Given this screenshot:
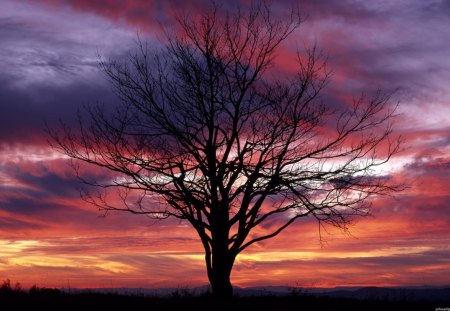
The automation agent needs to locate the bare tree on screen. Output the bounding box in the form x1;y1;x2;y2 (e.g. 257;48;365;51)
51;2;401;298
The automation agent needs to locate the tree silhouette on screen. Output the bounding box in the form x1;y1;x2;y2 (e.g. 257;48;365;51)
51;2;401;298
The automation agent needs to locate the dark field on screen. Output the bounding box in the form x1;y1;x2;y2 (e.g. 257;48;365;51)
1;288;449;310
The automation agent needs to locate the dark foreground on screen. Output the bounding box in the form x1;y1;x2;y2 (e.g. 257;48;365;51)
1;290;449;311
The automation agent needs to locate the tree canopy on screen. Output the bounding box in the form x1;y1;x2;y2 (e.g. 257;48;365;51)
51;2;402;298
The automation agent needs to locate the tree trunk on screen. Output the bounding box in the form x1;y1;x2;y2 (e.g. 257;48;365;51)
207;198;235;298
208;247;235;299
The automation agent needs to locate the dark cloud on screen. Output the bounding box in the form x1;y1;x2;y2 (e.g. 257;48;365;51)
0;72;123;145
0;216;45;231
0;0;133;144
1;197;84;219
0;166;79;199
405;157;450;174
0;15;102;86
0;196;152;237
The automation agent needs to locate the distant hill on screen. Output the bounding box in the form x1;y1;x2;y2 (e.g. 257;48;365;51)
66;285;450;301
315;286;450;301
235;285;450;301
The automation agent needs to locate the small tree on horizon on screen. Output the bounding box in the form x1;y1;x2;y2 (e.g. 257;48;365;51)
51;2;402;298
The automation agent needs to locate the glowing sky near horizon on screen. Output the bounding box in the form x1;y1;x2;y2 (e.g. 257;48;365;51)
0;0;449;289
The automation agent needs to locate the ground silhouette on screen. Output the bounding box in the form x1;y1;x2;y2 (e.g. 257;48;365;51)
1;284;448;311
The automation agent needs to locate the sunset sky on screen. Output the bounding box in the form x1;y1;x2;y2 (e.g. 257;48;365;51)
1;0;449;289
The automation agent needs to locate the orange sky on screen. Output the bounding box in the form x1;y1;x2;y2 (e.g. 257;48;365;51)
0;0;449;289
